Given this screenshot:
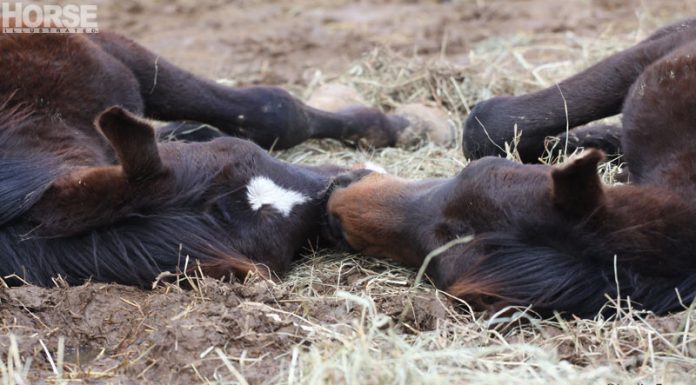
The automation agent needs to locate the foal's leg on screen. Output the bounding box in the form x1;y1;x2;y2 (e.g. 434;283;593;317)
548;124;622;158
463;19;696;162
88;33;407;150
156;121;225;143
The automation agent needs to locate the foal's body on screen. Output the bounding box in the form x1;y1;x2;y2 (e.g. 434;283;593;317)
0;33;404;286
328;19;696;317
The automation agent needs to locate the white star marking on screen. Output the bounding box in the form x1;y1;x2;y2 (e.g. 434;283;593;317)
246;176;309;217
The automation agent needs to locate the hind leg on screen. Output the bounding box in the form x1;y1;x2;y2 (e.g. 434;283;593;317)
87;33;407;150
463;19;696;162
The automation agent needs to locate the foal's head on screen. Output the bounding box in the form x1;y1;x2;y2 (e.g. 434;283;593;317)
326;151;606;268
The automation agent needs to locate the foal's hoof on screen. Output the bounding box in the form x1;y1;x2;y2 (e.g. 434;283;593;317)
393;104;455;147
337;106;408;148
306;84;367;112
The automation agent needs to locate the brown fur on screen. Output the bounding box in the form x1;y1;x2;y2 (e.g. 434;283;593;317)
328;19;696;317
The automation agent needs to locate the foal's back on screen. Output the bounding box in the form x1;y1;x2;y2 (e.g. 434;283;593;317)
621;40;696;200
0;34;141;166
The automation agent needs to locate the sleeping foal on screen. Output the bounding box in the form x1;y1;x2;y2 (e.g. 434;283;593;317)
327;19;696;317
0;32;408;287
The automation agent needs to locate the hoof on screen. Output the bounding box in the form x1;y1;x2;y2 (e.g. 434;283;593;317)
306;84;367;112
394;104;455;147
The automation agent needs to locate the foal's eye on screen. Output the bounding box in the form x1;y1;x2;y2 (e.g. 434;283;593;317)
434;223;456;241
435;222;472;242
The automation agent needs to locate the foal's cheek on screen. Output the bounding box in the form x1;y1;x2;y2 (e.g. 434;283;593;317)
335;215;399;259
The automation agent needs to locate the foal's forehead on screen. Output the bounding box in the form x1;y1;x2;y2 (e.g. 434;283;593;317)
159;139;317;217
458;157;551;180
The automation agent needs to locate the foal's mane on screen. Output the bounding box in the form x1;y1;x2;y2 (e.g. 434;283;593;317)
0;100;260;287
0;98;60;226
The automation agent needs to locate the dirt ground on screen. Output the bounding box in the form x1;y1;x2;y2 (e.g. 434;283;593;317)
93;0;696;84
1;266;451;384
3;1;696;384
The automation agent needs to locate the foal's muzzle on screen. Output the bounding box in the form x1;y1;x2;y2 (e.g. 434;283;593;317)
320;168;373;247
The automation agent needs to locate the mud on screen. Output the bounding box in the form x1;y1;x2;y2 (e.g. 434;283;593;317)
1;268;449;384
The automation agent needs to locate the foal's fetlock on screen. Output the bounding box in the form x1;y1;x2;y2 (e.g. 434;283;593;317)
336;106;406;148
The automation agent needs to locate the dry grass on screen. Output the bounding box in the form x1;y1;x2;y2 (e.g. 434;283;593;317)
3;12;696;385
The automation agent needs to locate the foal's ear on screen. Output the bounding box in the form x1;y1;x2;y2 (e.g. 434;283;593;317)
551;149;605;217
96;106;164;181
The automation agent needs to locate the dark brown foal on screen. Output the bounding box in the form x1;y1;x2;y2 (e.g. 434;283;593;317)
327;20;696;317
0;32;407;287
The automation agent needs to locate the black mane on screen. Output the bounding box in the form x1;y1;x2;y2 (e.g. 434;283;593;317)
451;228;696;318
0;122;255;286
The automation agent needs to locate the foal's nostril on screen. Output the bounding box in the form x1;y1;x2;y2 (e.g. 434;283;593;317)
332;169;373;189
333;173;356;189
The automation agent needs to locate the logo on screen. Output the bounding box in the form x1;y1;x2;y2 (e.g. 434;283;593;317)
1;3;99;33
